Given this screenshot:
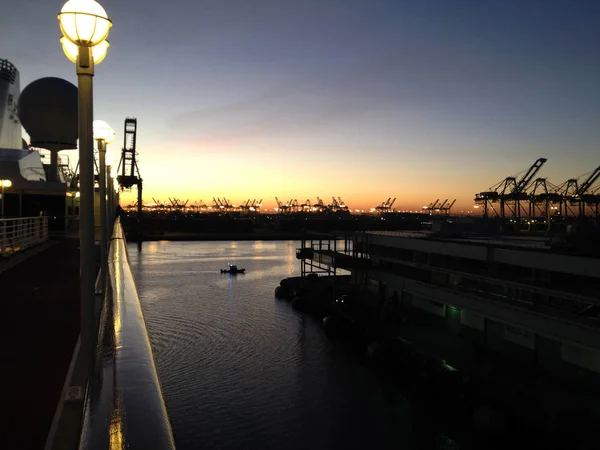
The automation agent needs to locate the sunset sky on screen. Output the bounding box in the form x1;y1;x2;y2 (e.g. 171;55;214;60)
2;0;599;211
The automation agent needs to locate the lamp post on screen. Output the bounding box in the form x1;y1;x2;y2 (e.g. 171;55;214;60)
113;171;120;220
93;120;114;290
106;152;114;237
58;0;112;363
1;179;12;218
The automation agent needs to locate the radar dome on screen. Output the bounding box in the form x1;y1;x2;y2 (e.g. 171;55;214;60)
18;77;78;151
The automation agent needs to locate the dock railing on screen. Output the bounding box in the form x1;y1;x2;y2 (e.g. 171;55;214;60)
78;217;176;449
1;216;48;257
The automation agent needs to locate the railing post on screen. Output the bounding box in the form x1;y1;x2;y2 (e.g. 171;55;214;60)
0;217;50;255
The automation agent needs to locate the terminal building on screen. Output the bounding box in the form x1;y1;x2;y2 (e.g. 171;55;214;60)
364;228;600;385
299;223;600;394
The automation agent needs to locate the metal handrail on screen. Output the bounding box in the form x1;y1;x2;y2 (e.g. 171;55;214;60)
0;216;49;257
79;217;176;450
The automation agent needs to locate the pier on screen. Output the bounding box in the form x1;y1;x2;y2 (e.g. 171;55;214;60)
288;228;600;442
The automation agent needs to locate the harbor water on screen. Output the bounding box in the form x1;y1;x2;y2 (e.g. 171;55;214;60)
128;240;462;450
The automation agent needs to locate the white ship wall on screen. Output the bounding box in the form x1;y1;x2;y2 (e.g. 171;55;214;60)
0;59;22;150
18;150;46;181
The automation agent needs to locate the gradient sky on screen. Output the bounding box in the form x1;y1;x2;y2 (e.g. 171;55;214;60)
2;0;599;211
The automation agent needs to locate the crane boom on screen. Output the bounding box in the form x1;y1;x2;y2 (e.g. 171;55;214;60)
577;166;600;195
515;158;547;193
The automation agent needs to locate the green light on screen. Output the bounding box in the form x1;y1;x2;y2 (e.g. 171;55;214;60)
441;359;458;372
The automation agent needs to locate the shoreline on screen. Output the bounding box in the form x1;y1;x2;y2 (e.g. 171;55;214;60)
125;230;306;242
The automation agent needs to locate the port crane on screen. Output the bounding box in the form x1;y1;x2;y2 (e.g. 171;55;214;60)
330;197;340;210
241;199;261;213
189;200;207;213
315;197;325;212
300;199;312;211
558;166;600;218
168;198;189;212
239;199;251;213
337;197;349;212
423;199;440;214
150;197;166;212
375;197;396;214
116;118;143;234
475;158;547;224
275;197;292;214
439;199;456;215
528;179;562;228
213;197;233;212
437;199;448;213
212;197;223;210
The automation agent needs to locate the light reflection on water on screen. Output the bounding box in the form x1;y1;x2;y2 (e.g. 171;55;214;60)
128;240;459;450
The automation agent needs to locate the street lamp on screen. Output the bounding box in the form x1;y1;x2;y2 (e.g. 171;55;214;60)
93;119;114;289
1;179;12;219
105;152;114;236
58;0;112;363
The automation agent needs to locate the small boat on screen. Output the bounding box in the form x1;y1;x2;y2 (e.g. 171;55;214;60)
221;264;245;274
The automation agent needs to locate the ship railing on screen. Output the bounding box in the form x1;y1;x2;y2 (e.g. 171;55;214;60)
78;217;176;449
0;216;48;257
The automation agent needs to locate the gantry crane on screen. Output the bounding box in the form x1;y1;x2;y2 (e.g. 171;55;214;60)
330;197;340;210
338;197;349;211
190;200;207;213
558;166;600;218
116;118;143;236
439;199;456;215
437;199;448;213
221;198;233;211
151;197;166;212
213;197;232;211
315;197;325;212
291;199;299;213
423;199;439;214
169;198;189;212
275;197;291;214
375;197;396;214
528;178;562;229
475;158;547;223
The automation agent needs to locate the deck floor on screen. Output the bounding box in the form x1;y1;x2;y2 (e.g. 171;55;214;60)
0;239;81;449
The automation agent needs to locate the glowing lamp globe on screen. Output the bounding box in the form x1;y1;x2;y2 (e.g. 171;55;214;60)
105;152;114;166
1;180;12;188
61;37;109;64
58;0;112;47
93;120;115;144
